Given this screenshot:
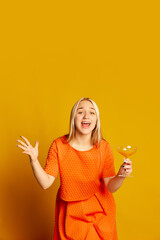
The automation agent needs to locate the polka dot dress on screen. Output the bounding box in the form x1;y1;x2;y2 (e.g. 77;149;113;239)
44;135;118;240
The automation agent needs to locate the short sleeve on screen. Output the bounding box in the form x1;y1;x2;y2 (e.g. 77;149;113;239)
43;140;59;177
102;142;116;178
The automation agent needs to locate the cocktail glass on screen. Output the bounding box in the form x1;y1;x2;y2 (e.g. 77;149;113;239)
117;145;137;177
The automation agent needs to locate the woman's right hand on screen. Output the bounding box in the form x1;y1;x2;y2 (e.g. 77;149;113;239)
16;136;39;163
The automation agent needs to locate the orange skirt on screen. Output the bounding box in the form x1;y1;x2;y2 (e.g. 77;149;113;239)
53;188;118;240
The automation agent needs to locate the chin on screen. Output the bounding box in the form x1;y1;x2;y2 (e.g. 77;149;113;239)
79;129;93;135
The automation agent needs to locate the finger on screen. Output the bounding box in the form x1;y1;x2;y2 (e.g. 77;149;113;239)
20;136;30;146
124;165;132;169
124;159;132;165
22;151;29;154
123;162;132;167
121;165;132;172
121;165;126;170
35;141;39;149
123;168;132;173
121;164;129;168
125;168;132;172
17;145;28;151
121;166;127;173
125;169;132;174
123;159;128;163
16;139;28;148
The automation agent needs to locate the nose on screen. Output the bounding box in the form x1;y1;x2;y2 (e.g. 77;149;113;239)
83;111;89;118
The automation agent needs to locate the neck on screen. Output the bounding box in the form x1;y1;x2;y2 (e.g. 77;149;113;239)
73;132;92;146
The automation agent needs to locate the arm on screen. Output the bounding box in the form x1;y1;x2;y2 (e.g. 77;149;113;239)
30;158;55;189
16;136;55;189
104;158;132;193
104;175;125;193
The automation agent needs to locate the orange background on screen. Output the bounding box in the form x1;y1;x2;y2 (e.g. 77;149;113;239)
0;1;160;240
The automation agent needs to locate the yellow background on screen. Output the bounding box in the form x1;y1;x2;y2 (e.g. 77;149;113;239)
0;1;160;239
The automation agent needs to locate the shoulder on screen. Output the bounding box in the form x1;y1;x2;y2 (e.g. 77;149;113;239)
49;134;68;147
99;138;114;155
99;138;110;148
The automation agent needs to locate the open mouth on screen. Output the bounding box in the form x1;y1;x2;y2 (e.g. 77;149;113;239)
81;121;91;128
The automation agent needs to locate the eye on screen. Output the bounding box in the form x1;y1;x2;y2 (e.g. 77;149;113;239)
90;112;95;114
78;111;83;114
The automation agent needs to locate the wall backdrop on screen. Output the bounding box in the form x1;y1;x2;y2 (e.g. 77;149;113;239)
0;1;159;240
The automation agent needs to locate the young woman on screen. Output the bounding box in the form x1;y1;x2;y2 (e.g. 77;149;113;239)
16;97;132;240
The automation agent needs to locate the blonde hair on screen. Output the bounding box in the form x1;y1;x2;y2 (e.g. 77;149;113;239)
66;97;103;146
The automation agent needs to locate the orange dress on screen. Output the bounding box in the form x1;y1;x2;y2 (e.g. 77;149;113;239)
44;135;118;240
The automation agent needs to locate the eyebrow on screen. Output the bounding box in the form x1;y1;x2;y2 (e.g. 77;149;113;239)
77;107;96;111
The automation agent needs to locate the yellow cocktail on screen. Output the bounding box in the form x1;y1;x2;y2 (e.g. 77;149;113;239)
117;145;137;158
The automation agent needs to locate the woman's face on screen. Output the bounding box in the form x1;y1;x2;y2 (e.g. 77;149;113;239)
74;100;97;136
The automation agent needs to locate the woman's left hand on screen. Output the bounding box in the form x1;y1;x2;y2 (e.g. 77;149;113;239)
117;158;132;177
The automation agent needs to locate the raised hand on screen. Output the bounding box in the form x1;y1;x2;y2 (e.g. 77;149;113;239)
16;136;39;163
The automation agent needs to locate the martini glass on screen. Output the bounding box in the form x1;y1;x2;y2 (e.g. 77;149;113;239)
117;145;137;177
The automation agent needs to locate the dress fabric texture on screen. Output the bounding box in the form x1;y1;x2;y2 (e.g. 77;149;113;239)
44;135;118;240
